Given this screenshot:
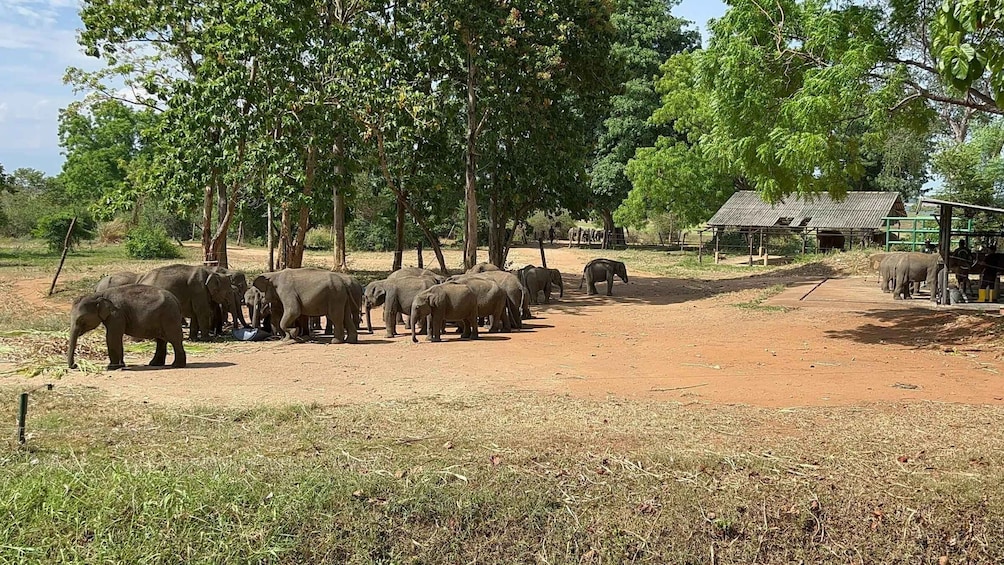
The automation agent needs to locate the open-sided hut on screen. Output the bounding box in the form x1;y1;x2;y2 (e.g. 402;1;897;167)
705;191;907;260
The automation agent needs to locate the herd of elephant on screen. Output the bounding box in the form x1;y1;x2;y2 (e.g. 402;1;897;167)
567;227;606;247
66;258;630;371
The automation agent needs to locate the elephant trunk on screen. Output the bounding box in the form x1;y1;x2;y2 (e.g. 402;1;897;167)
230;292;246;329
411;304;420;343
251;301;260;329
365;302;374;334
67;325;80;369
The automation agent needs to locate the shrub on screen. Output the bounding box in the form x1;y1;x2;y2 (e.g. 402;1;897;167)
125;225;182;259
304;227;333;250
33;212;96;253
97;218;131;243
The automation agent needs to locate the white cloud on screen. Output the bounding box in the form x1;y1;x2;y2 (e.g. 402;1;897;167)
0;102;8;122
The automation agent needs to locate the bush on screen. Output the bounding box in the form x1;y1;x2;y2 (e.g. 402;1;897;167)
125;225;182;259
33;212;96;253
346;217;397;252
304;227;333;250
97;218;131;243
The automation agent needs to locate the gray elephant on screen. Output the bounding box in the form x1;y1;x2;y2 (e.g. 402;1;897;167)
245;287;273;332
892;252;942;301
389;267;444;282
579;258;629;296
878;253;900;292
410;283;478;342
332;272;364;331
68;284;186;370
466;262;500;274
252;268;357;343
446;275;507;332
136;264;234;341
208;266;250;332
364;275;437;337
567;227;580;247
95;271;140;292
520;266;563;304
470;269;527;330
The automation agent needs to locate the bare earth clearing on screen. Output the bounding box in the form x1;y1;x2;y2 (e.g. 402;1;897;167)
10;245;1004;408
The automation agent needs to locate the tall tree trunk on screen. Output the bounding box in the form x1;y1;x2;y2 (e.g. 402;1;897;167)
600;209;615;250
201;178;215;263
214;178;229;268
393;192;405;271
289;145;317;269
279;204;291;270
332;139;347;271
267;202;275;272
462;32;480;271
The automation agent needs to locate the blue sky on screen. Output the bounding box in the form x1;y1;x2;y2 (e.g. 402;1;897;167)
0;0;729;177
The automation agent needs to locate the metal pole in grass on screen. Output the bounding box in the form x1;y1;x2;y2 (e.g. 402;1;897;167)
16;392;28;445
48;216;77;296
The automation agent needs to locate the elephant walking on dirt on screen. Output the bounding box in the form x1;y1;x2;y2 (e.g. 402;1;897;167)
520;266;563;304
137;264;235;341
364;276;437;337
579;259;629;296
410;284;478;342
891;252;942;301
68;285;186;370
446;275;508;332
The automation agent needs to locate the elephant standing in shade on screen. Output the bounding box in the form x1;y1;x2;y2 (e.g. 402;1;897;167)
332;272;364;331
95;271;140;292
389;267;445;282
466;262;500;274
446;275;508;332
471;269;527;330
364;275;437;337
136;264;235;341
892;252;942;301
410;283;479;342
520;266;563;304
579;258;629;296
252;268;357;343
208;266;250;332
68;285;186;370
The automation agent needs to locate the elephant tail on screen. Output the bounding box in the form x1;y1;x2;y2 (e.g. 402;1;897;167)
578;269;585;290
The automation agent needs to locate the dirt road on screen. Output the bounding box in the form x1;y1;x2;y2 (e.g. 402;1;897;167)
22;246;1004;408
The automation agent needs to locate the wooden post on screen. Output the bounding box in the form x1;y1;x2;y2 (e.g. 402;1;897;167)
267;202;275;272
763;229;769;266
801;230;807;254
16;392;28;445
715;229;721;264
48;216;77;296
938;203;952;305
748;229;754;266
577;229;582;247
698;230;704;264
538;239;547;269
417;240;424;269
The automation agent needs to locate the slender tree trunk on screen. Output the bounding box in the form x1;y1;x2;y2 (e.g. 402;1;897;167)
289;145;317;269
201;179;215;263
267;202;274;272
214;178;229;268
332;139;347;271
462;32;480;271
393;193;405;271
487;196;506;268
279;204;291;270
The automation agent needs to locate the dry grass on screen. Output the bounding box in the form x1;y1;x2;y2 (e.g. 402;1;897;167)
1;387;1003;562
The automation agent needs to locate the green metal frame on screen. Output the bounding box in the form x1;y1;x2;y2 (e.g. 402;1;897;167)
883;216;975;251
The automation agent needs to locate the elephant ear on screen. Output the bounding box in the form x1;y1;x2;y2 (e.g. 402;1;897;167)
252;274;272;292
96;297;118;321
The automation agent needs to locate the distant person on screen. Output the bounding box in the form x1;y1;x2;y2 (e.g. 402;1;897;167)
548;226;555;245
980;244;1002;302
952;238;973;295
923;239;937;254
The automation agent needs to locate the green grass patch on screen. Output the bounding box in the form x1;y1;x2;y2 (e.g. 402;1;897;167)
733;284;791;312
1;389;1003;563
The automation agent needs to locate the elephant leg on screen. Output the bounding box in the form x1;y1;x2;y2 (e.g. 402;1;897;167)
150;338;168;366
279;309;301;341
105;326;126;370
586;272;597;295
384;302;398;338
170;338;187;368
542;282;551;304
430;312;443;342
606;271;615;296
343;305;358;344
467;316;479;339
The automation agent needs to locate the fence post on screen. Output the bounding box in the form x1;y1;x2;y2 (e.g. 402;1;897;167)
16;392;28;445
48;216;77;296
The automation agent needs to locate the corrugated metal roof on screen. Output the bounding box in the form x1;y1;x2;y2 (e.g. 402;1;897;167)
707;191;906;230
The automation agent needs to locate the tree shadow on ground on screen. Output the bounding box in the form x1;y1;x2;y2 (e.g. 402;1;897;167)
823;308;999;350
125;362;237;371
528;262;843;315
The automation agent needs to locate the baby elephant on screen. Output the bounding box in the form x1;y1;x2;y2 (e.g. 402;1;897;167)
68;284;187;370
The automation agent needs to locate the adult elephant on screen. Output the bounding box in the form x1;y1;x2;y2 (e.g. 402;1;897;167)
252;268;357;343
521;266;563;305
579;258;629;296
446;275;507;332
332;272;364;331
878;253;902;293
472;270;527;330
567;227;580;248
466;262;500;274
892;252;942;301
363;275;437;337
410;284;478;343
138;264;234;341
95;271;141;293
208;266;250;332
68;284;186;370
389;267;444;282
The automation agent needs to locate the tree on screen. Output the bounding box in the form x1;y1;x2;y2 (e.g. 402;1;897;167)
587;0;698;235
0;164;12;193
931;119;1004;207
58;99;156;217
932;0;1004;109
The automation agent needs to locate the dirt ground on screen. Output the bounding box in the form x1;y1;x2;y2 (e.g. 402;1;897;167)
11;245;1004;408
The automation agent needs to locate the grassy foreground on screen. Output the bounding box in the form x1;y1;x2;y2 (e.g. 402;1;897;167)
2;387;1003;564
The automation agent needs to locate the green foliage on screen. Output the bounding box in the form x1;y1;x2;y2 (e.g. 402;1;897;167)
0;163;12;193
931;119;1004;207
32;212;96;253
124;225;182;259
304;227;333;251
932;0;1004;108
0;170;63;238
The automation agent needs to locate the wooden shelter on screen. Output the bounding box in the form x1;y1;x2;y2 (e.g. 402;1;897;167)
920;197;1004;305
704;191;907;263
